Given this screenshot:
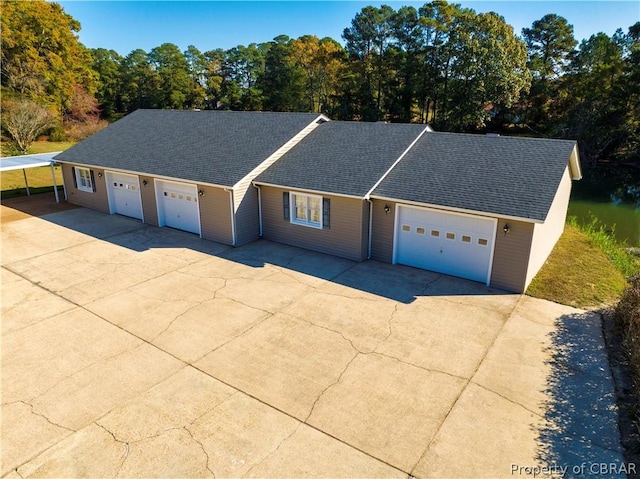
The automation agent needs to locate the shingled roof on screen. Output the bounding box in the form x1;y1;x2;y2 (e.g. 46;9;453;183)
371;132;578;222
54;109;322;187
255;121;427;197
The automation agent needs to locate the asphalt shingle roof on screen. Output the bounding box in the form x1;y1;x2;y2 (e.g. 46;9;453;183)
372;132;577;222
54;109;321;187
256;121;427;197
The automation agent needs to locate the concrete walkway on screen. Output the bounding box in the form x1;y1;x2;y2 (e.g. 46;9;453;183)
1;206;626;478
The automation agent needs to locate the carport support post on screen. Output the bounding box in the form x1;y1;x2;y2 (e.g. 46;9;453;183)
22;168;30;196
50;163;59;203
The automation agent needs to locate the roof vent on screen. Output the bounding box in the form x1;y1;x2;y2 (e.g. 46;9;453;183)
486;133;500;138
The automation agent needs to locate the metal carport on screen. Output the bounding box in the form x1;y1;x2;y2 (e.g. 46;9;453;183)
0;152;63;203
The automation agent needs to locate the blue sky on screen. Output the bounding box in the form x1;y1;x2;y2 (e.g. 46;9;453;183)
58;1;640;55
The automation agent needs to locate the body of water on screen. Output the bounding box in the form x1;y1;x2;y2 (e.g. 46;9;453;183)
568;199;640;246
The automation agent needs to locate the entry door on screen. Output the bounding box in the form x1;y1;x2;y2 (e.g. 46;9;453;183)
395;205;496;284
155;180;200;235
106;171;143;220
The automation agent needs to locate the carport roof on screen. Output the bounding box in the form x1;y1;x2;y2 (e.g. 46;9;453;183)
372;132;579;222
0;152;60;171
54;110;323;187
255;121;428;197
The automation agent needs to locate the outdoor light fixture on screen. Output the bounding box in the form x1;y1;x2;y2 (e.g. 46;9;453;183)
503;224;511;235
198;189;205;197
142;179;148;187
97;172;103;178
384;204;391;215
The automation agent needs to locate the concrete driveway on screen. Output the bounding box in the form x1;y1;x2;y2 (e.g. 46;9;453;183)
1;204;626;478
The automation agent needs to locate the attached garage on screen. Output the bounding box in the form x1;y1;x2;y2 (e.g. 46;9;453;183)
106;171;143;220
394;205;496;284
155;179;201;235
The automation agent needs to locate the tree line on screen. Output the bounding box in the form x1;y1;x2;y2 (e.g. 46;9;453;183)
1;0;638;170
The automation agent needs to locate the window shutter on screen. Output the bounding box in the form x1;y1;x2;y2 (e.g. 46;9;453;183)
71;167;77;189
90;170;96;192
322;198;330;228
283;192;290;220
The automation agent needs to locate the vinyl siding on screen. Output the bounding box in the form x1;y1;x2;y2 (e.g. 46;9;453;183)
261;186;367;261
525;166;572;287
139;175;158;226
61;163;110;214
232;117;324;246
370;199;396;263
198;184;233;245
361;200;370;259
489;219;534;292
233;186;259;246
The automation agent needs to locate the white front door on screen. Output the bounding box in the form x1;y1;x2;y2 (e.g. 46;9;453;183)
155;180;200;235
395;205;496;284
106;171;143;220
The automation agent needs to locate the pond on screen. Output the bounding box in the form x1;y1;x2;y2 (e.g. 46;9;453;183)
568;199;640;246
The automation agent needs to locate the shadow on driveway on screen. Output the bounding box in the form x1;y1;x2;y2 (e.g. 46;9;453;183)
537;311;628;476
27;207;514;304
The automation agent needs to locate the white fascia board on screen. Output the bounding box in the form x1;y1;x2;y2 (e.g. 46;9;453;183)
252;181;363;200
369;194;544;224
56;160;231;190
231;114;329;191
363;125;430;200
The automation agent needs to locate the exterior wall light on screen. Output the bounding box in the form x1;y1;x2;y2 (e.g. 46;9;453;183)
503;224;511;235
198;189;205;197
142;179;148;187
384;204;391;215
97;172;103;178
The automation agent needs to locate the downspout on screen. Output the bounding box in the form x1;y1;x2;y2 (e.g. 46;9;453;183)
254;183;263;237
366;199;373;259
226;188;237;246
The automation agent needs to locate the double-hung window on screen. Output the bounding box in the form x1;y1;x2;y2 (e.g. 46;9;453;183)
75;167;94;193
291;192;322;228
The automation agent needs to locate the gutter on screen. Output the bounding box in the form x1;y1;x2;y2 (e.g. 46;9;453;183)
225;188;237;246
254;184;263;237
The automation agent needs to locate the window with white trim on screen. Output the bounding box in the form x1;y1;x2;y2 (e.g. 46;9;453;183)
75;167;93;193
290;192;322;228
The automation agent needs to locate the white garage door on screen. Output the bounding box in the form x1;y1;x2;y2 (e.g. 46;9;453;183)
106;171;143;220
395;206;496;284
155;180;200;235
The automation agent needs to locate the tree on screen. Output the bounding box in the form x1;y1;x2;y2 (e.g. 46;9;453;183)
184;45;207;109
148;43;192;109
1;0;97;115
2;100;55;154
521;14;577;131
260;35;304;111
91;48;123;119
119;49;159;112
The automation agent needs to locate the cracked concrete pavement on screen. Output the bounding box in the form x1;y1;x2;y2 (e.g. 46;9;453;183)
1;205;626;478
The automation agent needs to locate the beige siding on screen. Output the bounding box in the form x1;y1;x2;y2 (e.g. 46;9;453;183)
139;175;158;226
261;186;367;261
233;186;259;246
525;166;572;287
198;184;233;245
370;199;396;263
361;201;370;258
62;163;110;214
489;219;534;292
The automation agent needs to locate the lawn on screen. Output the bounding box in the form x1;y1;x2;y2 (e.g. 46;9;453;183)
527;224;630;309
1;141;73;199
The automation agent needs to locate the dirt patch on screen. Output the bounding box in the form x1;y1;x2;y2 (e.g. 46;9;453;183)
0;192;78;224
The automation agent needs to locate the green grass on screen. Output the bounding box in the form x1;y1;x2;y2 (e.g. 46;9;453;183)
527;219;640;309
1;141;73;199
27;141;75;154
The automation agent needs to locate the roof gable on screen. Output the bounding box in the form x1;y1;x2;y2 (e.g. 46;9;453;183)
372;132;578;222
55;110;322;187
255;121;427;197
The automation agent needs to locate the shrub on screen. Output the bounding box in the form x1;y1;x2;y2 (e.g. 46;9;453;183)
614;275;640;395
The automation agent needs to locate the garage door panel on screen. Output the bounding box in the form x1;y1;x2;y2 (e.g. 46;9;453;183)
106;172;143;220
396;206;495;284
156;180;200;235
